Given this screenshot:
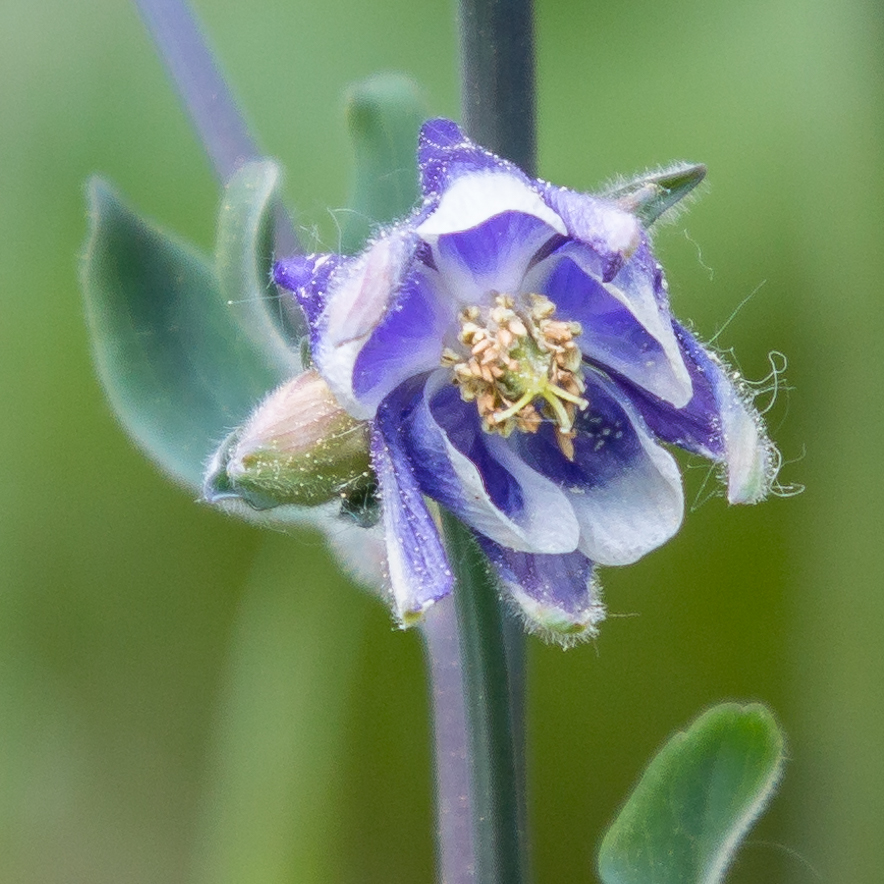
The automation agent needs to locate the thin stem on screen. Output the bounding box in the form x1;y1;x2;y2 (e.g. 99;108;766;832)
134;0;260;183
451;4;536;881
133;0;302;312
458;0;537;175
441;511;528;884
421;601;475;884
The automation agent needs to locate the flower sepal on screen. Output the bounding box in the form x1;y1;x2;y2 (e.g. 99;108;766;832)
606;162;707;226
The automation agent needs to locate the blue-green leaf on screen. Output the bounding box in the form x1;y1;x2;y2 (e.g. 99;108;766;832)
340;72;427;253
606;163;707;226
215;160;304;363
82;176;294;490
598;703;784;884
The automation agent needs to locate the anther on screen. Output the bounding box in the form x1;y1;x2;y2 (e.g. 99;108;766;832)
443;293;590;459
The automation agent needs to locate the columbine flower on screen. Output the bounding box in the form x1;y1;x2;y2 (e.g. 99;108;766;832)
273;119;777;642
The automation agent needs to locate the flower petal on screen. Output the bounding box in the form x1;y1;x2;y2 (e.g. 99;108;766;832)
431;211;563;307
476;536;605;645
418;118;528;198
418;169;566;244
313;227;419;418
623;322;777;504
350;264;455;411
391;371;581;554
541;186;641;281
534;252;690;407
273;253;345;350
537;241;692;407
515;372;684;565
371;419;454;625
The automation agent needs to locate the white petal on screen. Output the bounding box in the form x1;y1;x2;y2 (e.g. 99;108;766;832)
571;376;684;566
557;244;693;406
315;229;416;418
417;371;581;554
417;170;566;241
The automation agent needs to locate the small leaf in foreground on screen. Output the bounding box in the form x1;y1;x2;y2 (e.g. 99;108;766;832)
598;702;784;884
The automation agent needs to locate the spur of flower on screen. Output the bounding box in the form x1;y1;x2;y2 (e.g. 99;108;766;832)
270;118;776;642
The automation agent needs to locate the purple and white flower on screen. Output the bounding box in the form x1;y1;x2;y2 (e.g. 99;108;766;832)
274;119;776;642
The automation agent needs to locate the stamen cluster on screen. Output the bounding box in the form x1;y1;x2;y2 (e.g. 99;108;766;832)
442;293;588;459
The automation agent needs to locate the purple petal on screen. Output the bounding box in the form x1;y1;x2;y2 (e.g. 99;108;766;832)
514;372;683;565
540;186;641;282
431;211;562;307
476;536;605;644
351;265;455;412
418;118;528;198
623;322;776;504
535;241;692;407
535;252;691;406
371;419;453;625
391;371;581;554
313;227;419;418
273;253;344;347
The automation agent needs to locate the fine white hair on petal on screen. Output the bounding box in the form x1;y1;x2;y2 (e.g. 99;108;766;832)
677;326;780;505
505;581;606;649
544;186;642;262
417;170;567;240
715;363;778;504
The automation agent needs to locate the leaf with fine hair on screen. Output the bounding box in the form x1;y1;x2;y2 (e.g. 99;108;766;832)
215;160;305;358
82;171;296;491
598;703;784;884
606;163;707;226
341;72;427;253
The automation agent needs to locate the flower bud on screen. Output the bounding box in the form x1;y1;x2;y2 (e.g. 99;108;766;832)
204;370;373;510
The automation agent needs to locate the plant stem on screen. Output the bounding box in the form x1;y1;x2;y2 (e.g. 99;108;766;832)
420;5;537;883
133;0;258;183
133;0;301;259
422;600;475;884
438;511;528;884
459;0;537;175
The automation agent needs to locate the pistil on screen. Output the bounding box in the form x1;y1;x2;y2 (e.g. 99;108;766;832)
442;293;588;459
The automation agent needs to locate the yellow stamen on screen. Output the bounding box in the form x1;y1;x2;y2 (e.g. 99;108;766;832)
443;293;589;459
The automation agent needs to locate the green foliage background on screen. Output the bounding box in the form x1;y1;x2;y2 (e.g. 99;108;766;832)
2;0;881;881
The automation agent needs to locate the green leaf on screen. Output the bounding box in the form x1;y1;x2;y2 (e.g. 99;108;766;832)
82;176;296;490
606;163;707;226
340;72;427;253
598;703;784;884
214;160;304;363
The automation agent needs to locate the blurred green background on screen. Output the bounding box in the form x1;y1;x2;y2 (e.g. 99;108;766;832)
2;0;882;881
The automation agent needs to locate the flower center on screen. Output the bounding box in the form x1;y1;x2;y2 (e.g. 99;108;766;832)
442;293;588;460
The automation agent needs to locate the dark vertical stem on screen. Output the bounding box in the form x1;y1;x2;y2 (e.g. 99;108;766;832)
455;3;536;881
442;511;528;884
458;0;537;175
